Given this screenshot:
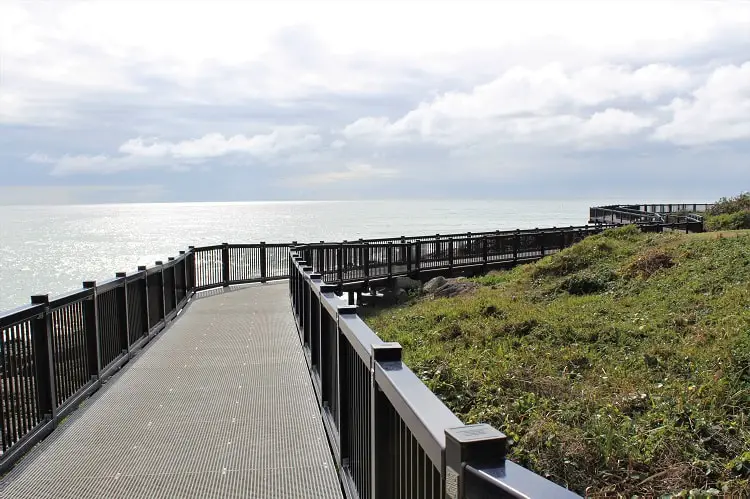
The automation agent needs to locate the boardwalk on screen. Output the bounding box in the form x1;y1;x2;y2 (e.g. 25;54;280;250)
0;282;342;498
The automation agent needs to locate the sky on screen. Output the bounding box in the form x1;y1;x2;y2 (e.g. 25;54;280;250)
0;0;749;204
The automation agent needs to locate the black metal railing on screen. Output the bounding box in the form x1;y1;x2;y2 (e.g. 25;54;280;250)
289;254;580;499
295;225;619;288
0;241;292;471
192;242;292;290
589;204;712;226
0;210;713;486
0;252;193;472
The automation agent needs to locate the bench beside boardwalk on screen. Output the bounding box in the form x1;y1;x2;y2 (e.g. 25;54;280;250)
0;282;343;498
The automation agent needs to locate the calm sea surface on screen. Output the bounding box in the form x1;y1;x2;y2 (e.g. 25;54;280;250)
0;199;610;310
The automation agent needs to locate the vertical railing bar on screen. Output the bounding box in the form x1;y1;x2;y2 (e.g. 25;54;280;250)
115;273;130;355
260;242;267;283
138;266;150;335
82;282;100;384
25;320;36;433
155;261;165;323
221;243;230;287
30;294;56;426
9;326;22;442
0;329;8;451
55;307;68;405
9;325;22;438
21;322;35;434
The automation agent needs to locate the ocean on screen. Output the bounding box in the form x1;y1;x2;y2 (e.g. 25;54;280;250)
0;199;608;311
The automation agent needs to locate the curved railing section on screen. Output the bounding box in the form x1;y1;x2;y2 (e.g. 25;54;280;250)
289;253;580;499
293;223;707;291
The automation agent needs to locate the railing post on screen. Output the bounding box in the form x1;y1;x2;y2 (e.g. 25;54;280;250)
435;234;441;260
448;238;454;271
303;265;314;345
371;342;403;499
115;273;130;353
445;424;507;499
513;230;520;263
415;241;421;276
362;237;365;270
168;257;177;311
30;294;57;422
387;242;393;279
364;242;370;284
178;250;188;302
337;304;357;458
482;235;488;272
155;261;166;324
222;242;230;287
260;242;267;283
337;243;344;286
317;246;325;275
539;228;546;257
405;239;412;273
187;246;195;294
82;281;101;379
138;265;150;333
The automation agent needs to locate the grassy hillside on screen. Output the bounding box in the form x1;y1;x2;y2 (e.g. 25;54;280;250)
364;227;750;497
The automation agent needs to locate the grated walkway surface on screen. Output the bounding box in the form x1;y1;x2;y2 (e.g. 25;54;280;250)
0;282;343;498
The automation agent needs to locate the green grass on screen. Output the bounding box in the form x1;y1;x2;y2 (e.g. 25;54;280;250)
364;226;750;497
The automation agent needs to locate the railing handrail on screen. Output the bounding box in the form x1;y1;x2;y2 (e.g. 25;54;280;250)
288;252;581;498
294;224;608;249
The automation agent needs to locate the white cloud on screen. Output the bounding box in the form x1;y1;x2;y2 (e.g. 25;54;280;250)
119;127;321;160
653;62;750;145
3;0;750;198
579;109;655;138
1;0;749;125
48;155;154;176
407;63;690;120
0;93;26;123
308;163;400;184
342;117;397;140
30;127;322;175
341;64;673;148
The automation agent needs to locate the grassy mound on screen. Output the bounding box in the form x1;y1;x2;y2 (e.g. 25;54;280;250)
364;226;750;497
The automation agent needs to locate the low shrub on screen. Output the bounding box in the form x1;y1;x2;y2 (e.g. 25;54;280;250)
708;192;750;216
705;211;750;231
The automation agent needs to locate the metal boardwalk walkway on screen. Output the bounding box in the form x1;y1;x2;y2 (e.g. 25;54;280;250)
0;282;343;498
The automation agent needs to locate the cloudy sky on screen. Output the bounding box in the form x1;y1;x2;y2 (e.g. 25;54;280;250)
1;0;749;204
